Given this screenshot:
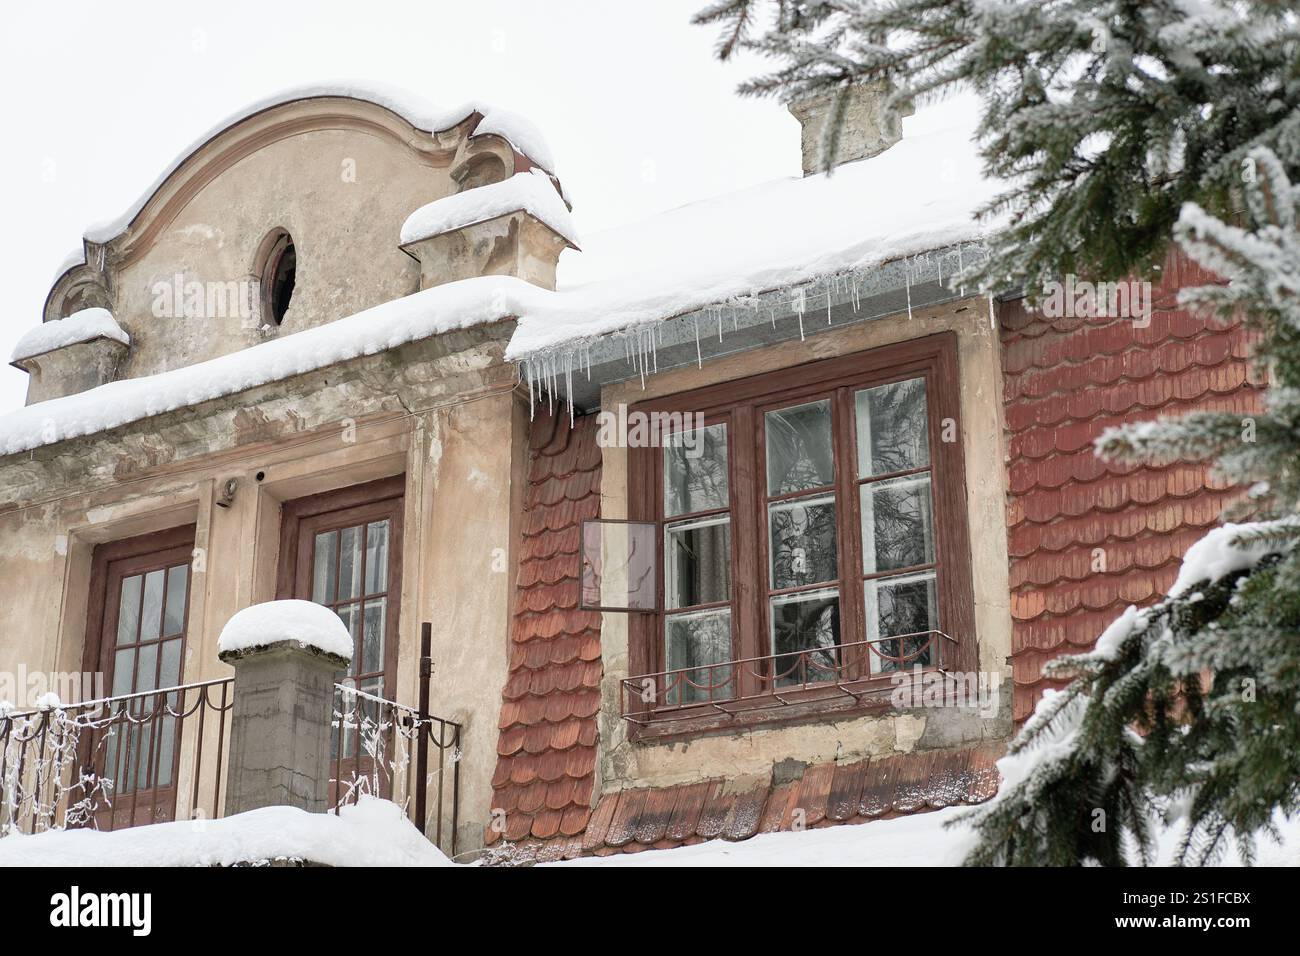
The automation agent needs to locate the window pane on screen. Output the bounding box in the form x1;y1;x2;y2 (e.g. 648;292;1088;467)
361;601;386;677
156;714;177;788
336;604;361;677
137;643;160;693
338;526;362;602
856;378;930;477
116;574;142;645
861;474;935;574
866;572;939;674
769;589;841;687
163;565;188;636
139;570;165;642
111;647;136;697
664;423;729;517
664;609;732;705
159;637;182;690
312;530;338;604
765;399;834;492
364;521;390;595
665;516;731;609
769;493;838;589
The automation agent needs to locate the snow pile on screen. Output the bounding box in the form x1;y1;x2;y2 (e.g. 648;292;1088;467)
0;275;537;457
548;804;1300;867
56;80;557;278
1167;519;1297;598
9;308;129;363
0;797;448;867
401;170;579;248
508;94;1000;360
218;600;353;660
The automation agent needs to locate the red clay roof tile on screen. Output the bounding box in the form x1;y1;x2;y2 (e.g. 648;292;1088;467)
999;249;1262;723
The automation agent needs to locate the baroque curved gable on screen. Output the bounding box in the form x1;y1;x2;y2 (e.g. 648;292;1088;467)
43;85;558;380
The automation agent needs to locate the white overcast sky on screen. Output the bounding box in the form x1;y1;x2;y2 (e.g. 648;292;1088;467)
0;0;797;413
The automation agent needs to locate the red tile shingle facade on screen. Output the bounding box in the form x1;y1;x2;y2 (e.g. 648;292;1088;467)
1000;250;1265;721
488;408;603;845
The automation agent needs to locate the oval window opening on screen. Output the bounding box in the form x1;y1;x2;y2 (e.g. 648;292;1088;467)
260;231;297;326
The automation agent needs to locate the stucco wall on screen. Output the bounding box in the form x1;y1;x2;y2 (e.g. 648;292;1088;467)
595;296;1014;792
111;126;440;379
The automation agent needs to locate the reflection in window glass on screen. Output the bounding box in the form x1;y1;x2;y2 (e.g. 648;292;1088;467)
768;495;838;589
665;609;733;704
856;379;930;477
867;572;939;673
861;475;934;574
664;424;729;517
769;589;841;687
765;400;834;492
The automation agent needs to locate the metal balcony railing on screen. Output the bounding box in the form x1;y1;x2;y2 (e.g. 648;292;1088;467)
620;629;957;726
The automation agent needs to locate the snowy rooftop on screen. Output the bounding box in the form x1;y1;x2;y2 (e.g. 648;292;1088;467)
4;94;998;458
9;307;129;364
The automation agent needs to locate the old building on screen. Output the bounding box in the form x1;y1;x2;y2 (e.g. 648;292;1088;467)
0;81;1260;859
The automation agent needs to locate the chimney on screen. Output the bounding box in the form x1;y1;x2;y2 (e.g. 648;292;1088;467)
788;78;913;176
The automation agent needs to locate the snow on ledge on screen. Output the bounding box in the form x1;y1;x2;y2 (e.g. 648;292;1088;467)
0;275;535;458
401;170;579;249
218;600;354;660
0;797;448;867
10;308;129;364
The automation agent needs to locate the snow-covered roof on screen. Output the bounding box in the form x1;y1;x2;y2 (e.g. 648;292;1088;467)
9;307;129;364
53;81;559;283
218;600;355;660
400;169;580;249
508;95;1000;362
3;96;999;459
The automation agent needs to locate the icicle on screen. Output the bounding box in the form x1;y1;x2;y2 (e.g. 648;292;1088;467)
957;245;966;297
987;290;996;331
794;287;807;340
769;305;776;328
716;308;724;344
905;257;914;320
694;316;702;368
826;289;832;325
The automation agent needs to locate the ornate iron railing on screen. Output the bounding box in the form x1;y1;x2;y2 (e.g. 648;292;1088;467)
330;626;462;856
620;630;958;725
0;678;233;835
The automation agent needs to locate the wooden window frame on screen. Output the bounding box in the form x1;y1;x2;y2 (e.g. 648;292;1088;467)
627;332;976;738
276;475;405;696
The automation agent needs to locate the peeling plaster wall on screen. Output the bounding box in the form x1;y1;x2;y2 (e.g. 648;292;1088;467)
595;297;1014;792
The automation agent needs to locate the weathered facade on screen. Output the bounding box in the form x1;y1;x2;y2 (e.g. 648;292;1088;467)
0;82;1260;860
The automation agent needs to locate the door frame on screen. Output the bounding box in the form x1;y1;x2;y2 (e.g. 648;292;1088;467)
81;523;197;828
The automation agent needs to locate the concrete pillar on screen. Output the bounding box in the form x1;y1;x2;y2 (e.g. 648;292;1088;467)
219;641;350;815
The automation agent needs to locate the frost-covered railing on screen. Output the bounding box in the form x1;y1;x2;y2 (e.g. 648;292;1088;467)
331;677;462;857
621;630;958;726
0;679;233;836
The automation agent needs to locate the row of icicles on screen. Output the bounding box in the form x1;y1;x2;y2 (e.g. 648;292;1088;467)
518;243;992;424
